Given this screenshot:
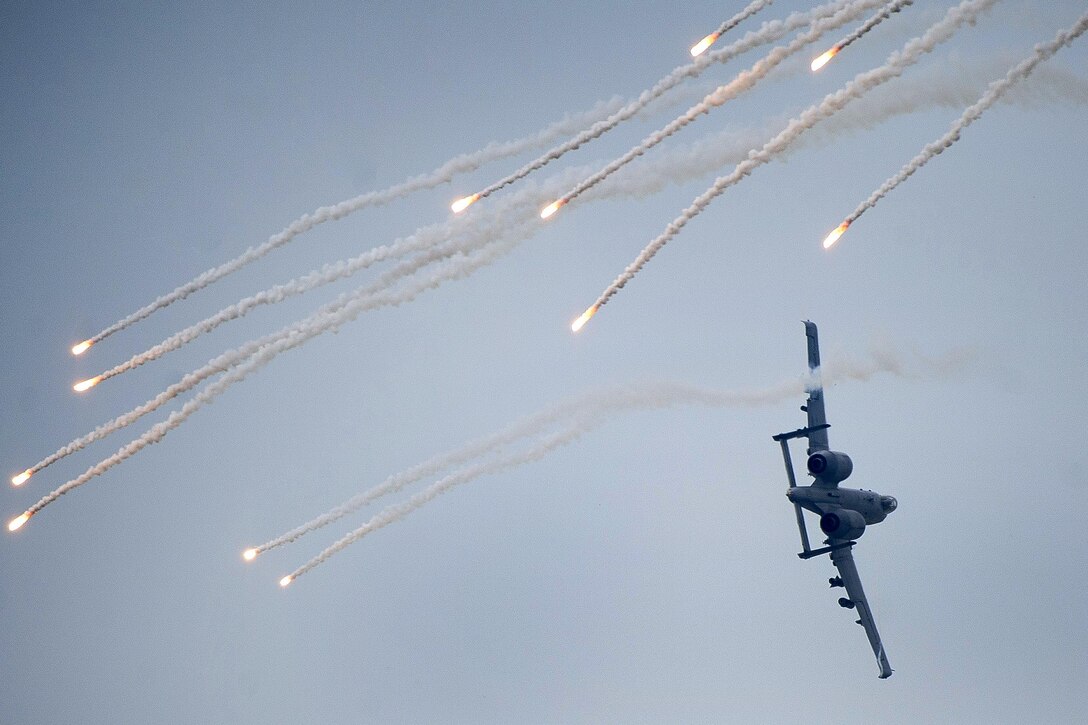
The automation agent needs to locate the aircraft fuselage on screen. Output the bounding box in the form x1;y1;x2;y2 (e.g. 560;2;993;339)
786;485;896;526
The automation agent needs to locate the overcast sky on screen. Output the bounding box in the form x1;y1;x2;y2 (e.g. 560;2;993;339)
2;1;1086;723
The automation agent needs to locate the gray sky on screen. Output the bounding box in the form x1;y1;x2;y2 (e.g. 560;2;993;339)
2;1;1086;722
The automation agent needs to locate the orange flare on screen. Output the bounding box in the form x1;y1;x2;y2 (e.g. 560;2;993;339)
243;548;258;562
279;575;293;587
72;340;93;355
540;199;565;219
450;194;480;214
8;512;31;532
690;32;720;57
810;47;840;72
822;221;850;249
73;376;103;392
571;304;599;333
12;469;32;487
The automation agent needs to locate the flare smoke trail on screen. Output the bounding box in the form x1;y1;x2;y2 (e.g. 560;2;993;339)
94;202;504;383
837;0;913;52
460;0;880;205
25;243;526;517
279;351;924;583
590;62;1088;205
22;55;1060;482
280;425;590;586
799;61;1088;147
15;87;982;516
20;181;571;517
579;59;1088;204
691;0;775;56
25;47;1074;484
83;49;1067;390
550;0;879;213
828;9;1088;247
252;376;818;554
253;392;631;553
815;0;914;69
18;178;558;481
76;99;625;349
578;0;997;325
31;50;1067;486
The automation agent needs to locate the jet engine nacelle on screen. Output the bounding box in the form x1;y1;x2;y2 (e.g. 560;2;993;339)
807;450;853;484
819;508;866;540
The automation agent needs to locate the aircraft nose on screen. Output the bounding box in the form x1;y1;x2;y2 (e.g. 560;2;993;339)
880;495;898;513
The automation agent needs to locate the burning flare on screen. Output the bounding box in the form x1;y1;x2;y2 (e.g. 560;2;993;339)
811;46;841;71
279;575;293;587
450;194;480;214
822;221;851;249
540;199;565;219
8;512;31;532
71;340;93;356
571;304;599;333
690;32;721;57
73;376;103;392
243;548;258;562
12;469;32;487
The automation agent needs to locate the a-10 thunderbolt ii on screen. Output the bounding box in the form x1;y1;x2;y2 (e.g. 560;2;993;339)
772;322;897;679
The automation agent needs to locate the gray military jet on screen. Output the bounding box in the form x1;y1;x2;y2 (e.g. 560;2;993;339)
772;321;896;679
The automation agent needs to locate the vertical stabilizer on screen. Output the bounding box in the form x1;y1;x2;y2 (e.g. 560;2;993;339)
803;321;829;453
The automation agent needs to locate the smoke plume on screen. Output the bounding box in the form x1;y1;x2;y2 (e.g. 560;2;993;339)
554;0;880;210
78;98;625;347
467;0;884;203
581;0;998;322
835;9;1088;240
278;348;931;583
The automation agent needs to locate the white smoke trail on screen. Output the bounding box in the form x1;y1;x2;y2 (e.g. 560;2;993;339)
592;59;1088;203
465;0;881;203
28;126;776;481
77;98;626;348
279;351;926;583
803;60;1088;145
581;0;998;321
831;9;1088;243
692;0;776;55
252;376;816;554
96;48;1065;388
28;47;1078;485
19;129;758;481
38;57;1077;490
94;203;502;383
29;51;1072;483
714;0;775;39
279;425;591;585
20;177;562;480
833;0;914;55
254;395;620;553
87;26;905;386
551;0;879;212
23;182;569;516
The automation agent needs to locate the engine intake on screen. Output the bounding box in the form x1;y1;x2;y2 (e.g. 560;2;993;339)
807;450;853;483
820;508;866;540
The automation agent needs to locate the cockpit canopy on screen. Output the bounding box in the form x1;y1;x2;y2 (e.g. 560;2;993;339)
880;495;898;513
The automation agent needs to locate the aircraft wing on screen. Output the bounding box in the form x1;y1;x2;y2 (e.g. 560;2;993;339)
803;321;830;454
830;543;893;678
